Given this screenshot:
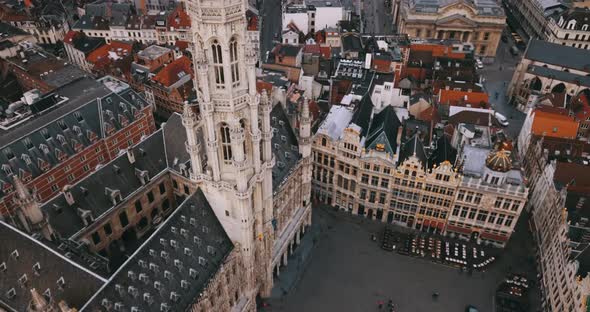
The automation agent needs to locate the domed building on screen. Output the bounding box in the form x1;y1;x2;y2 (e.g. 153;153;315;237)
483;149;513;185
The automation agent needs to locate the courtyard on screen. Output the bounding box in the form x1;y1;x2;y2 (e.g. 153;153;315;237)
263;206;540;312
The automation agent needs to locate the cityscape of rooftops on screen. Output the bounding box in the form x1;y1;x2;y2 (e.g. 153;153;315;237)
0;0;590;311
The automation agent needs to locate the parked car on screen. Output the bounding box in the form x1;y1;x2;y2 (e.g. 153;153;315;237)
510;46;519;56
475;58;484;69
501;35;508;43
494;112;509;127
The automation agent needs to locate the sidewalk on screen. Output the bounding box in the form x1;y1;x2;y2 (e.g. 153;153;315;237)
269;207;330;298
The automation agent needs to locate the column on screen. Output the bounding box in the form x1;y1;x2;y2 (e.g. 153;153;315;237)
289;241;294;255
282;252;288;266
296;230;301;245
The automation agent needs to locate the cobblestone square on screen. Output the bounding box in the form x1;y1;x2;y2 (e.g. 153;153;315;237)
265;207;540;312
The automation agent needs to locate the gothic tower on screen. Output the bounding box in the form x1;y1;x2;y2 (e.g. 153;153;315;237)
12;175;54;241
183;0;274;297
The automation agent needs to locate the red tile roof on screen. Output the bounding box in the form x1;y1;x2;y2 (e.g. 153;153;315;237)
152;56;193;87
86;41;133;64
246;9;259;31
438;89;489;108
303;44;321;54
167;6;191;30
174;40;190;51
319;46;331;59
64;30;81;45
531;109;579;139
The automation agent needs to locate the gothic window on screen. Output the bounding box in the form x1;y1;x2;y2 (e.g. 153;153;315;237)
220;123;232;163
211;40;225;89
230;37;240;86
240;119;247;159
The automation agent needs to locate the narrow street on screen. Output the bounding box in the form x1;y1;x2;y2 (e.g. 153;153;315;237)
259;0;282;59
362;0;394;34
479;37;526;139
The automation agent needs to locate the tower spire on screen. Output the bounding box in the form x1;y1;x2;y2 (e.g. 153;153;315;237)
29;288;52;312
12;175;55;241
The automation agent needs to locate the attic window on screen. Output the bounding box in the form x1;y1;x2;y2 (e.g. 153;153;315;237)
0;262;5;272
56;276;65;289
198;257;206;266
23;138;33;149
10;250;18;260
6;288;15;299
74;112;84;122
57;120;68;130
4;149;15;160
18;274;28;286
41;129;50;139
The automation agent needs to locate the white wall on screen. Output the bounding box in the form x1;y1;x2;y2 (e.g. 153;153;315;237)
283;12;309;34
314;7;344;31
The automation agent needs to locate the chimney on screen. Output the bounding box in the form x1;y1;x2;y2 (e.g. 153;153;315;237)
127;149;136;164
63;185;75;206
135;168;149;185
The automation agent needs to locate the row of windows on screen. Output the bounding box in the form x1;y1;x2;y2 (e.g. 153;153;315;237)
493;197;521;211
456;190;482;204
418;206;448;219
451;205;515;227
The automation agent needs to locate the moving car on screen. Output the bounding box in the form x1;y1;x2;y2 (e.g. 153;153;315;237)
494;111;509;127
475;58;484;69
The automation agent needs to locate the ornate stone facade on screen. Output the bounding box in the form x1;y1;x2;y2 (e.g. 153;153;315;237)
396;0;505;61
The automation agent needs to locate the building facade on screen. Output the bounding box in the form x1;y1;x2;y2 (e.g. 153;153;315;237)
312;98;528;247
546;6;590;50
508;40;590;112
396;0;505;61
0;1;313;311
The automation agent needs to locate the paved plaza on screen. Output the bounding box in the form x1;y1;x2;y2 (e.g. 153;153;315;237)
263;206;540;312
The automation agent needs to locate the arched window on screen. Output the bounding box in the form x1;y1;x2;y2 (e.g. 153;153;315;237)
211;40;225;89
567;20;576;30
230;38;240;86
220;123;232;162
240;119;247;159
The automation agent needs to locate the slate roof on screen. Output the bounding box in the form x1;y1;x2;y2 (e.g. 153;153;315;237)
398;134;428;167
342;34;362;52
350;95;374;139
365;105;401;155
0;79;149;200
270;104;300;191
64;31;105;55
162;113;191;174
527;64;590;88
81;189;234;312
0;221;106;312
41;131;168;239
525;39;590;72
430;135;457;167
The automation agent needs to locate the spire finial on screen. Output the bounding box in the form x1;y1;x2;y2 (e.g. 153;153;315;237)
30;288;49;311
12;174;31;201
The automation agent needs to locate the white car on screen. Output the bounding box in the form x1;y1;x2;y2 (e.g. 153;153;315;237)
475;59;484;69
494;111;509;127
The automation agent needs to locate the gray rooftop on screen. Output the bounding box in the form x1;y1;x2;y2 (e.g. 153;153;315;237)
41;131;169;238
525;39;590;72
408;0;504;16
271;104;300;191
137;45;172;61
81;189;234;312
0;221;105;312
